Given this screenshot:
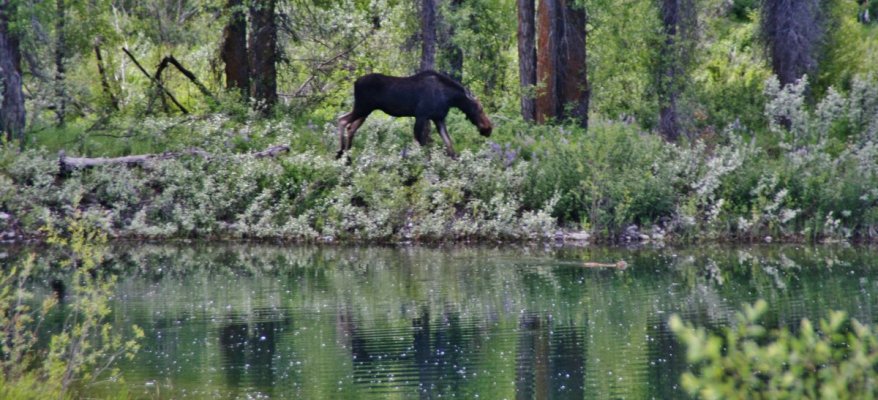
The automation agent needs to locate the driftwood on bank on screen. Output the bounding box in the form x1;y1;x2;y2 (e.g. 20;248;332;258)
582;260;628;269
58;144;290;174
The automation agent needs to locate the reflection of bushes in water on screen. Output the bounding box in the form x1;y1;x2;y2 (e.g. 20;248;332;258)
72;243;878;341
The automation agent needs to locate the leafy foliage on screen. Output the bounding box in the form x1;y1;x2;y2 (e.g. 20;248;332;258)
0;213;142;398
671;300;878;399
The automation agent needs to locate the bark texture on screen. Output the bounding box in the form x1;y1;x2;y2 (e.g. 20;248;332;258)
55;0;66;125
517;0;536;121
761;0;822;86
221;0;249;96
420;0;438;71
536;0;588;128
1;0;25;144
249;0;278;112
657;0;696;141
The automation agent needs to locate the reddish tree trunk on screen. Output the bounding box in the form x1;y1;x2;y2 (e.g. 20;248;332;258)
536;0;588;128
517;0;536;121
249;0;277;112
535;0;558;123
1;0;25;144
221;0;249;96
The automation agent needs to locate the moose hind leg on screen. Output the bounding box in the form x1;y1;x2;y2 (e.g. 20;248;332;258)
435;120;457;159
336;112;354;159
414;118;431;146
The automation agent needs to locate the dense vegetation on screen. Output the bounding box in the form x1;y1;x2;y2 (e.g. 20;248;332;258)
672;301;878;399
1;215;142;398
1;0;878;244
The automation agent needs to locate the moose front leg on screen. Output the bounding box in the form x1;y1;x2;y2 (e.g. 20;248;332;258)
345;117;366;151
435;120;457;159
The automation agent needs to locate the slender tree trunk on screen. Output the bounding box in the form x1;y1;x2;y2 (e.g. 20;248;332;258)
536;0;588;128
94;44;119;111
517;0;536;121
249;0;277;112
659;0;696;141
221;0;249;96
761;0;821;86
1;0;25;145
420;0;437;71
55;0;66;125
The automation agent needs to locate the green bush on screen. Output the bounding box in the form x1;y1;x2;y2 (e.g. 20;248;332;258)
1;214;142;399
670;300;878;399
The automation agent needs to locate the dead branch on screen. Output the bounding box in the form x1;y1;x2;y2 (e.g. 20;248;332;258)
122;47;189;114
58;144;290;174
155;55;217;103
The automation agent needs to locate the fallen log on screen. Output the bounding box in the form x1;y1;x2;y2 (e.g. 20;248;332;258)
59;144;290;174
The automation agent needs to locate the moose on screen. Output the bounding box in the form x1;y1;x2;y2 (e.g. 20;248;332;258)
336;71;493;159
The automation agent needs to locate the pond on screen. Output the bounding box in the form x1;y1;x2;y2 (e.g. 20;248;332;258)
14;244;878;399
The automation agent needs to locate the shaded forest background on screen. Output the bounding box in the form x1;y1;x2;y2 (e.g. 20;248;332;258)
2;0;876;142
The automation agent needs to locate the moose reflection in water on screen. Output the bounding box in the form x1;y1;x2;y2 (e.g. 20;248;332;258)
336;71;493;159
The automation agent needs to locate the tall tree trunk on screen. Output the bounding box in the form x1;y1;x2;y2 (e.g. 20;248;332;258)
221;0;249;97
558;3;588;129
249;0;277;112
420;0;437;71
1;0;25;145
536;0;588;128
657;0;695;141
517;0;536;121
761;0;821;86
535;0;559;123
55;0;66;125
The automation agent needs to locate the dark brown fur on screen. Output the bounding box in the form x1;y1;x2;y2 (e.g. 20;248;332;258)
336;71;492;159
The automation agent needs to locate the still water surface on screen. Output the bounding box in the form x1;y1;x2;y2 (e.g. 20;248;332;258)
29;244;878;399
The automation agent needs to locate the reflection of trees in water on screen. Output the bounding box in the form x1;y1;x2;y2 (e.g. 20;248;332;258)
645;315;685;400
514;313;585;400
337;305;480;398
218;309;288;395
18;243;878;398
